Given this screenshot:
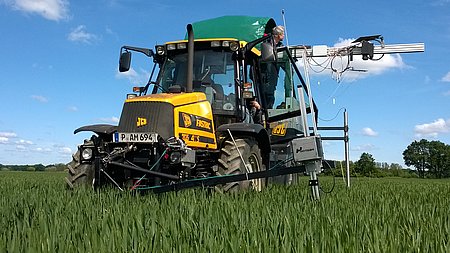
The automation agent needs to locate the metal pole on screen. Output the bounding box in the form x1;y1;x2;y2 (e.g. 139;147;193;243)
302;50;318;135
309;169;320;200
298;86;308;135
344;110;350;187
281;9;289;47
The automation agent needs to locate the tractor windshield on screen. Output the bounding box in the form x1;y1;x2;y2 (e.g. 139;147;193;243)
156;49;238;115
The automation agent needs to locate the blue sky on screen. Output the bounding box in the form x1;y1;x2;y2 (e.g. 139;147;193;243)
0;0;449;166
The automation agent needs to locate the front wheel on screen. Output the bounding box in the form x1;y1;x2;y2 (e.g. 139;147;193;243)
65;141;95;189
217;138;266;192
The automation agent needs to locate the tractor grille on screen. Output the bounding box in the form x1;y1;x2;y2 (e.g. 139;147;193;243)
118;101;174;139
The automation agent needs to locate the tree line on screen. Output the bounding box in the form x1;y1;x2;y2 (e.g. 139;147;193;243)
2;139;449;178
324;139;450;178
0;164;67;172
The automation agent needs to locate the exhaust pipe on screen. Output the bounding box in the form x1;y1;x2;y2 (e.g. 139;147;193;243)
186;24;194;93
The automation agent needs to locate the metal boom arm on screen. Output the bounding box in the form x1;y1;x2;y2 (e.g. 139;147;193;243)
289;43;425;58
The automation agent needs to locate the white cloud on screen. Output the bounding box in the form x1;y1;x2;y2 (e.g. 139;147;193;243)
441;72;450;82
361;127;378;137
0;137;9;144
0;132;17;138
351;144;376;151
305;38;407;82
16;139;33;145
60;147;72;154
116;67;150;85
16;145;26;150
432;0;450;6
0;132;17;144
31;95;48;103
3;0;70;21
415;118;450;137
68;25;99;44
105;27;119;41
99;117;120;124
35;147;52;153
68;106;78;112
443;90;450;96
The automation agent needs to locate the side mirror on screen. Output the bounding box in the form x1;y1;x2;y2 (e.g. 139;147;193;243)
261;42;276;62
119;51;131;72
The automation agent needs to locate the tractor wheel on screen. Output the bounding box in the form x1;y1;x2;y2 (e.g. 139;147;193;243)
65;141;95;189
217;138;266;192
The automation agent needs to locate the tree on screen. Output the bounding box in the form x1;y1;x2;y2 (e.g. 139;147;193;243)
403;139;429;178
403;139;450;178
355;152;376;176
427;141;450;178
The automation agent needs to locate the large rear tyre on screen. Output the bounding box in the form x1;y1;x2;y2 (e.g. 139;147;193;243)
217;138;266;192
65;141;95;189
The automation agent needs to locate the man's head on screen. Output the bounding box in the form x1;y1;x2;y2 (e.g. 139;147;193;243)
272;25;285;43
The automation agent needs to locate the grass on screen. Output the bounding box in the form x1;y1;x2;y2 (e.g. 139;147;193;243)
0;172;449;252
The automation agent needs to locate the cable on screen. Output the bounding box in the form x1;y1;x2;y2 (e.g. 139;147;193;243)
308;56;332;74
319;174;336;194
319;107;346;122
322;81;343;105
319;160;336;194
130;148;169;190
269;156;294;170
371;54;385;61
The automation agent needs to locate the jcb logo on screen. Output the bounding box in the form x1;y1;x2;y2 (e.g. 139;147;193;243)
136;117;147;127
272;123;287;136
182;113;192;127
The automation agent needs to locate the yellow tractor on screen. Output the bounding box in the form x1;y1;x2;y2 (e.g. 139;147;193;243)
66;16;324;196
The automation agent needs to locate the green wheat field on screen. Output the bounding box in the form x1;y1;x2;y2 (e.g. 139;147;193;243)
0;171;449;252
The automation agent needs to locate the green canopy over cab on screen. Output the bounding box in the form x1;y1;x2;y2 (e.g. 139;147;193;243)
185;16;276;43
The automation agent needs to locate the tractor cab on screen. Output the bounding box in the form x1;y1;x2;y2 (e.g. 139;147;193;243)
154;39;240;120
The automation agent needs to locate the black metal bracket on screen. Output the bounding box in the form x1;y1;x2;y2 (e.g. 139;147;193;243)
109;161;180;181
309;179;319;187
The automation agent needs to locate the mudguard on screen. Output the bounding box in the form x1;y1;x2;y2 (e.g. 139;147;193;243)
74;124;117;140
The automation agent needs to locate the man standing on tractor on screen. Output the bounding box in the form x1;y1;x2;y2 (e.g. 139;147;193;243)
261;25;284;109
261;25;285;109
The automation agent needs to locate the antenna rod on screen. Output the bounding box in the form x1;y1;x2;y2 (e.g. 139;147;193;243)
281;9;289;46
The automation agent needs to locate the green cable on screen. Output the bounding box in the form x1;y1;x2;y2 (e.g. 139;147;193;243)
131;148;169;189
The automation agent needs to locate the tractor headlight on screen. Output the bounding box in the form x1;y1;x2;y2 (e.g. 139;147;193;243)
229;41;239;52
177;43;186;49
156;46;166;55
127;93;137;99
167;44;176;50
81;147;93;161
211;41;221;47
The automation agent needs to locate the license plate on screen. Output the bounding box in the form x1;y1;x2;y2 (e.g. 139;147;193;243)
113;133;158;143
